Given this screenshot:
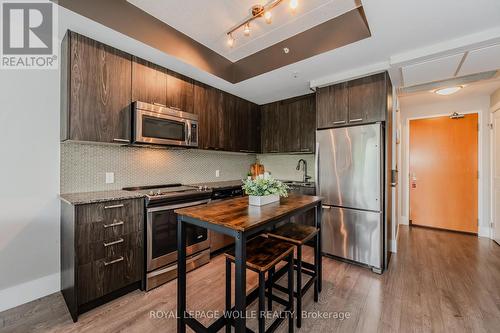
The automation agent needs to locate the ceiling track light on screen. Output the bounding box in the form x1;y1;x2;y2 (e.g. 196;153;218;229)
227;33;235;48
226;0;299;46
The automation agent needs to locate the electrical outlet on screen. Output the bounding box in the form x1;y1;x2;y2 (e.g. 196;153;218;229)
215;170;220;178
105;172;115;184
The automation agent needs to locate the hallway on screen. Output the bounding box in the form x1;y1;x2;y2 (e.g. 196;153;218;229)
1;226;500;332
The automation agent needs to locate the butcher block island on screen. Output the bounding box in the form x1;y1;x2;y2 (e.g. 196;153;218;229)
175;194;323;333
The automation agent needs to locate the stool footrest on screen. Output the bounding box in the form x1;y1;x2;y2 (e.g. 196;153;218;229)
272;265;317;298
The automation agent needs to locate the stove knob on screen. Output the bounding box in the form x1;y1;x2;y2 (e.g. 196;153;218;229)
198;186;203;191
157;190;161;195
204;186;209;191
149;190;154;196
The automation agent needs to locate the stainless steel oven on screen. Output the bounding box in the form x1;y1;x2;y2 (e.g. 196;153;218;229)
133;101;198;147
146;198;210;290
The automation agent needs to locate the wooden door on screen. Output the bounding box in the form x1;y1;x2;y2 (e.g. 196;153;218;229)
493;109;500;244
316;82;348;129
260;102;280;153
299;94;316;153
167;71;194;113
131;57;167;106
409;114;478;233
193;82;220;150
348;73;386;124
281;99;301;153
67;32;132;143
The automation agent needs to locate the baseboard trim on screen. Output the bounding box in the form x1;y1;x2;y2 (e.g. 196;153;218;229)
400;215;409;225
0;272;60;312
389;239;398;253
478;226;492;239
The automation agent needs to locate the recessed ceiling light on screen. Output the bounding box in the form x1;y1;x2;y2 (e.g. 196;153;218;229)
434;86;464;96
283;47;290;54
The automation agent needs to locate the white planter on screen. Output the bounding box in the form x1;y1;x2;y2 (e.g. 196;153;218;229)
249;194;280;206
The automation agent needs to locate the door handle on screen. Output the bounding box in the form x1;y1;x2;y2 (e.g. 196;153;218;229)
104;256;124;266
104;238;124;247
103;221;124;228
104;204;124;210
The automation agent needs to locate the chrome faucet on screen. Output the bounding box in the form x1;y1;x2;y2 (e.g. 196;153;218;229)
296;159;311;183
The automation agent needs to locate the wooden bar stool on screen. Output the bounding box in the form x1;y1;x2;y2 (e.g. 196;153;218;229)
267;223;320;328
225;236;295;333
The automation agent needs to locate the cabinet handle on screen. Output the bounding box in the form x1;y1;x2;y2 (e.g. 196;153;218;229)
239;150;256;153
300;149;311;152
104;238;124;247
169;105;182;111
103;221;124;228
269;150;279;153
153;102;167;107
104;256;124;266
104;204;124;210
350;118;363;122
333;120;346;125
113;138;130;143
322;205;331;209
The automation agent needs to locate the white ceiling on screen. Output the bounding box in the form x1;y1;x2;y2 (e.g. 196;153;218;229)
126;0;361;62
60;0;500;104
399;76;500;108
402;54;464;87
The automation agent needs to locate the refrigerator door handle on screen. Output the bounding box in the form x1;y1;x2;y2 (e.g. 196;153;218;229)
315;141;320;195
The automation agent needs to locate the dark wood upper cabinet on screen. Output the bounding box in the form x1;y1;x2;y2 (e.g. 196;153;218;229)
316;82;348;129
131;57;167;106
193;82;223;150
348;72;387;124
316;72;390;129
167;71;194;113
260;94;315;154
260;102;281;153
61;31;132;144
61;31;261;152
298;95;316;153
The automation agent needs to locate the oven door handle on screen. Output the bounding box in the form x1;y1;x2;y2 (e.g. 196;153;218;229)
146;199;210;213
147;250;209;278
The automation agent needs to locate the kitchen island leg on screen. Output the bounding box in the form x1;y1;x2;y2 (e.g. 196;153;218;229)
234;231;247;333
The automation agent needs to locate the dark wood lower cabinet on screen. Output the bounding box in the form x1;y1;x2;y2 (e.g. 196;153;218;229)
61;198;144;322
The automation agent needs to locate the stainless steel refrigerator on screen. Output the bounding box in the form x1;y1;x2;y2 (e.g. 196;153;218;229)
316;123;385;273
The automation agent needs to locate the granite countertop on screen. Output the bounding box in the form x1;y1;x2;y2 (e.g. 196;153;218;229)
60;190;146;205
190;179;243;190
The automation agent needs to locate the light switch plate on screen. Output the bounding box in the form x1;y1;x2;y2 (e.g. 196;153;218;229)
105;172;115;184
215;170;220;178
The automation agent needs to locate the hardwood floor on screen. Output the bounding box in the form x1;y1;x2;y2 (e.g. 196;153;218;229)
2;226;500;332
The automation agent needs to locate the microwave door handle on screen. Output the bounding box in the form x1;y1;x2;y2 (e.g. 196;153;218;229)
187;122;192;145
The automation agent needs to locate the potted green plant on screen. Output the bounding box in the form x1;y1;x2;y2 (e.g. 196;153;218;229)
242;173;289;206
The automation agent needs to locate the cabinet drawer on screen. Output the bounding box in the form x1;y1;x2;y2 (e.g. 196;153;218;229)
77;246;142;305
76;199;144;245
77;231;143;266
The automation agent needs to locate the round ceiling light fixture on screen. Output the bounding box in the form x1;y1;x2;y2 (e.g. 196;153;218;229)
434;86;464;96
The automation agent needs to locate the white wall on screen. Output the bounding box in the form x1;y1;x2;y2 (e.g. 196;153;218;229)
399;94;492;238
0;65;61;311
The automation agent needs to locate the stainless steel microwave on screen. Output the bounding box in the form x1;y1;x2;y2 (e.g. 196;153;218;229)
133;101;198;147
